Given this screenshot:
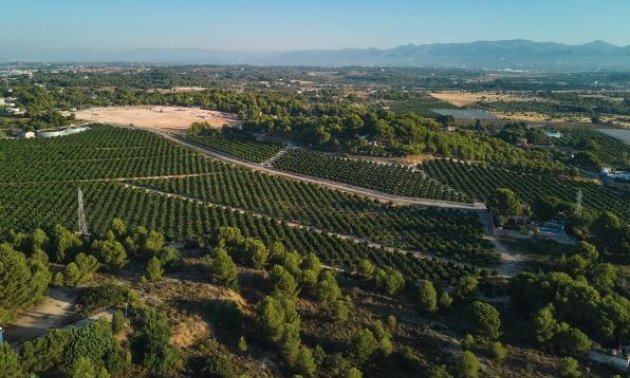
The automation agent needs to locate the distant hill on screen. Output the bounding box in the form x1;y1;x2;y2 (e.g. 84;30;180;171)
3;40;630;71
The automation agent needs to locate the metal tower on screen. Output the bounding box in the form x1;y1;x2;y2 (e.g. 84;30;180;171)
77;188;89;237
575;188;583;216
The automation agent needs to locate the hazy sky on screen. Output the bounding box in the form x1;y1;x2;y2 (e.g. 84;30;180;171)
1;0;629;52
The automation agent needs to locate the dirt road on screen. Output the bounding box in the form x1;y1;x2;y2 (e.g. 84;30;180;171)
6;288;76;343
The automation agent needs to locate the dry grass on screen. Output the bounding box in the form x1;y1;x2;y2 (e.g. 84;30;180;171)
73;106;241;133
170;314;210;348
429;91;536;107
147;86;208;94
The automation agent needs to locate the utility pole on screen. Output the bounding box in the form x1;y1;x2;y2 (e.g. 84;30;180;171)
575;188;583;217
77;188;89;238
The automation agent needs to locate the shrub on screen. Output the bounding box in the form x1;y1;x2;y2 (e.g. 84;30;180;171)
316;271;342;303
373;267;405;295
131;307;179;374
349;328;378;363
77;284;131;314
418;280;438;313
427;365;453;378
0;342;22;378
558;357;581;378
294;346;317;377
204;247;239;291
457;351;481;378
145;257;164;282
0;243;51;317
489;341;507;360
467;301;501;340
111;310;126;334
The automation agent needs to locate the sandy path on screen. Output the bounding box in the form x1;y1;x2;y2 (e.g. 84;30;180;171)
6;288;76;343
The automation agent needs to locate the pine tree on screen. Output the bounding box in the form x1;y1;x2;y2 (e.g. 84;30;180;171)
418;280;438;313
146;257;164;281
206;248;239;290
0;342;22;378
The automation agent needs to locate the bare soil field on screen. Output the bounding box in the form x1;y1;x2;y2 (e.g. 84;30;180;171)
429;91;537;107
74;106;241;133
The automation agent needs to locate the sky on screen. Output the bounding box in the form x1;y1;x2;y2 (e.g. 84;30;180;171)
1;0;629;53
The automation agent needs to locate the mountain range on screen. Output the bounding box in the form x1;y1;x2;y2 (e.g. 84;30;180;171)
3;40;630;71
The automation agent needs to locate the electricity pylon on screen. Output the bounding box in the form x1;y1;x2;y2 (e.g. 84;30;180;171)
77;188;89;238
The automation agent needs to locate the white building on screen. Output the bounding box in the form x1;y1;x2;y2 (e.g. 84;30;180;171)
544;131;563;139
37;126;90;138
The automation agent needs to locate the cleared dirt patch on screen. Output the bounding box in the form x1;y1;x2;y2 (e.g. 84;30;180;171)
6;288;76;342
429;91;535;107
74;106;241;133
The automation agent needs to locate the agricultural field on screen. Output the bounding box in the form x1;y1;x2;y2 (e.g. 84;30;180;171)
0;125;214;182
0;181;478;283
137;175;495;263
0;125;492;273
559;128;630;168
186;133;283;163
422;159;630;221
272;149;469;202
3;64;629;378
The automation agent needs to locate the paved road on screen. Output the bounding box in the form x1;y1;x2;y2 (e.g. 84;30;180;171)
150;130;486;210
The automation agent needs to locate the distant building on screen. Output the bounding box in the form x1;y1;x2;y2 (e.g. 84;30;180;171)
37;126;90;138
544;130;562;139
601;168;630;182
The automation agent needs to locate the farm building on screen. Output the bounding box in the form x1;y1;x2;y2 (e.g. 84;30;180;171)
37;126;91;138
544;130;562;138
